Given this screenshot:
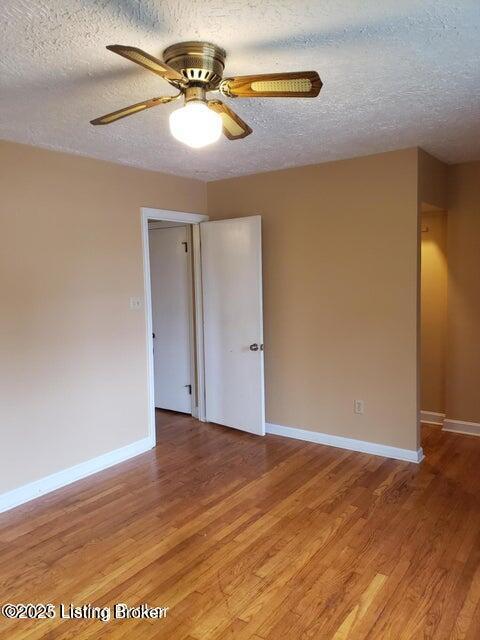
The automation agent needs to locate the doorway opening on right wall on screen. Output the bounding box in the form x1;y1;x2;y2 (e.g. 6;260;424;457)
420;206;448;430
420;197;480;452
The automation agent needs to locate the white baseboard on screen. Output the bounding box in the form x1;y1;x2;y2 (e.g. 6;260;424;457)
421;410;445;426
443;419;480;437
0;436;155;515
266;423;424;463
420;411;480;437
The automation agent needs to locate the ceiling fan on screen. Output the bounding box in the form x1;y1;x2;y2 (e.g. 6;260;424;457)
90;41;322;148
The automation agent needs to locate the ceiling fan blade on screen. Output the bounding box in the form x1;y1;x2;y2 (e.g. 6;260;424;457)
90;95;177;125
207;100;252;140
221;71;321;98
106;45;184;82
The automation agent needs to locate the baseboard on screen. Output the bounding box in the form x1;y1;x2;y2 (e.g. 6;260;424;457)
421;410;445;426
0;436;155;515
266;423;424;463
420;412;480;437
443;419;480;437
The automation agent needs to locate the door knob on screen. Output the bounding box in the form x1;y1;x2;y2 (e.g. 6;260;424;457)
249;343;259;351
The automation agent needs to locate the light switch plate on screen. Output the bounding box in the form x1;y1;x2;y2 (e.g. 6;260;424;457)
354;399;365;414
129;297;142;310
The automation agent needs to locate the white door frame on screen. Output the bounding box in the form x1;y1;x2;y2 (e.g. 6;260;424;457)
141;207;209;447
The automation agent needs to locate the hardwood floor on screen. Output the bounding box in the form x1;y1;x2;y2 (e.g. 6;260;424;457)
1;411;479;639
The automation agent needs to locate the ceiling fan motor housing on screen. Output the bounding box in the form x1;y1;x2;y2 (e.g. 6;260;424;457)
163;41;226;90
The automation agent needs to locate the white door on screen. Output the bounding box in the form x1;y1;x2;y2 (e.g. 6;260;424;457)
149;226;192;413
200;215;265;435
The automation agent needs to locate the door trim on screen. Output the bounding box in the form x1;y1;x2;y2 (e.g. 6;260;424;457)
142;207;209;225
141;208;209;447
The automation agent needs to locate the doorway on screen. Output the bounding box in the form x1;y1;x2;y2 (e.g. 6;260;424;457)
420;207;448;427
141;208;266;447
149;221;194;415
142;208;208;446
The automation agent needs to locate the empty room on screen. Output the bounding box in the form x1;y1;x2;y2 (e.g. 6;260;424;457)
1;1;479;638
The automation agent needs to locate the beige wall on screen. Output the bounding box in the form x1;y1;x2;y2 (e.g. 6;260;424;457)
207;149;420;451
420;213;447;413
446;162;480;423
0;141;206;495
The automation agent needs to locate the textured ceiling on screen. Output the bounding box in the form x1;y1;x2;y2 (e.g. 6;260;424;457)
1;0;479;180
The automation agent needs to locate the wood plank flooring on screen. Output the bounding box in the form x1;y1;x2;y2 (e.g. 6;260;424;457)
0;411;479;639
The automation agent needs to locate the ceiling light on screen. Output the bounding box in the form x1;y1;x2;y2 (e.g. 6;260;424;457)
169;100;222;148
91;42;322;143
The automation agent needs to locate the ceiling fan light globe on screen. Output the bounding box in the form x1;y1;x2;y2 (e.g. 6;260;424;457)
169;101;222;148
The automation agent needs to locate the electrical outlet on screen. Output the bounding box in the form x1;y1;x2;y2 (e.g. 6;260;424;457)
354;399;365;415
129;296;142;310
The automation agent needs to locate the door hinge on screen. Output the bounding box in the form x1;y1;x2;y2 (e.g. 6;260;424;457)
182;241;188;252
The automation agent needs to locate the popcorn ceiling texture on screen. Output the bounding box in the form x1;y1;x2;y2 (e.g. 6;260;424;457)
1;0;479;180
